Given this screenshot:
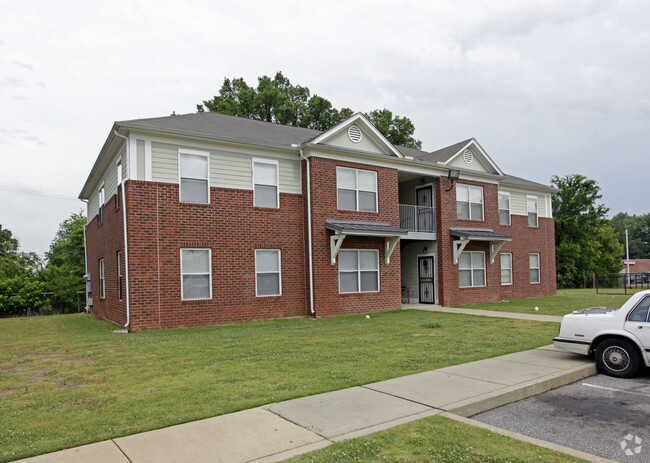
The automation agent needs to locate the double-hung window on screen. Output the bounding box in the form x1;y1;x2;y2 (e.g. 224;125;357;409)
339;250;379;293
337;167;377;212
253;159;279;208
99;258;105;298
498;193;511;225
98;186;105;225
527;196;538;227
181;248;212;300
117;251;123;301
530;253;540;284
179;150;209;204
457;184;483;220
255;250;281;296
459;251;485;287
501;253;512;285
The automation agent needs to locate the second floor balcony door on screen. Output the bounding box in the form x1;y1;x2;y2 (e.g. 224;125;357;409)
416;185;434;233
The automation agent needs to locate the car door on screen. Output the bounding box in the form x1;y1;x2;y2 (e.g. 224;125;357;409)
624;295;650;363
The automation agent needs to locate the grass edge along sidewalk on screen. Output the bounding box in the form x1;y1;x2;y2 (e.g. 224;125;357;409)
1;310;559;462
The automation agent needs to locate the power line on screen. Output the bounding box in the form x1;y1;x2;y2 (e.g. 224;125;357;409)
0;184;81;202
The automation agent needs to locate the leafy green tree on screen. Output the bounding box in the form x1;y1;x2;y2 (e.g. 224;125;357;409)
610;213;650;259
198;72;422;149
0;228;44;316
552;174;624;287
42;212;87;313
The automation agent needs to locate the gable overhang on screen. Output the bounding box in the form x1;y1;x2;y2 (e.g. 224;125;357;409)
443;139;504;176
450;227;512;265
309;113;404;158
326;220;407;265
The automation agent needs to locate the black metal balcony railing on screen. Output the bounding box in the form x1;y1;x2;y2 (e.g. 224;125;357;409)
399;204;436;233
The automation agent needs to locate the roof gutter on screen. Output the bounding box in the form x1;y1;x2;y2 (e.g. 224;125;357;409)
113;129;131;331
297;146;315;315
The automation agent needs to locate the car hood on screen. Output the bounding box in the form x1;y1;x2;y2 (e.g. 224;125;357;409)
563;307;620;319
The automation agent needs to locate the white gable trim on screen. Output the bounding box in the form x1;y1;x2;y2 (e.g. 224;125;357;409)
309;113;404;158
444;139;504;176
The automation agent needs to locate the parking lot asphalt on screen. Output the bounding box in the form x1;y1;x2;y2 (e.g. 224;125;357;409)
473;372;650;463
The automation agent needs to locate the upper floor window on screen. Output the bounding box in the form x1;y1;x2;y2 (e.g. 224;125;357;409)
527;196;538;227
501;253;512;285
339;249;379;293
498;193;511;225
253;159;279;208
457;184;483;221
255;249;282;296
98;186;105;224
181;248;212;300
459;251;485;288
179;149;209;204
337;167;377;212
530;253;540;284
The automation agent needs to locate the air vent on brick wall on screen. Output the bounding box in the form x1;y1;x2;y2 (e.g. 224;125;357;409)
462;149;474;164
348;125;362;143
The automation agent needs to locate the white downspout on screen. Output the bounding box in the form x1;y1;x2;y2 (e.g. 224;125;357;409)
297;147;315;315
113;130;131;330
81;199;89;312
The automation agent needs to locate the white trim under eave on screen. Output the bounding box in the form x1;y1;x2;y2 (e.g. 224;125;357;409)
444;139;504;176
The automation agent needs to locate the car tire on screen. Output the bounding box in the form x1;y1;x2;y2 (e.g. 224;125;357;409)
595;339;639;378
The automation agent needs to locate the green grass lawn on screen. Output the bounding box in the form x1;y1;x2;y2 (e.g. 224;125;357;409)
0;311;558;462
454;288;637;316
291;415;587;463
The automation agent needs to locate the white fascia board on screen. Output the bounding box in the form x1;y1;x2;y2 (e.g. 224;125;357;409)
444;139;504;176
79;126;128;200
309;112;404;158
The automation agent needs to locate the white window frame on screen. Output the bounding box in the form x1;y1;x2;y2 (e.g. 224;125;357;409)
178;149;210;204
252;158;280;209
99;258;105;299
255;249;282;297
498;192;511;226
501;253;513;285
527;196;538;227
180;248;212;300
456;184;484;221
336;167;378;213
98;184;105;224
117;251;123;301
338;249;380;294
458;251;486;288
530;253;541;284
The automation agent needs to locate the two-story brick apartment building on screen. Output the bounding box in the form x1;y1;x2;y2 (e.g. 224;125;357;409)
80;112;556;331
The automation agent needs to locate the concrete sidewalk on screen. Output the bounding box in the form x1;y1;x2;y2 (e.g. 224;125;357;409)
18;345;598;463
402;303;564;323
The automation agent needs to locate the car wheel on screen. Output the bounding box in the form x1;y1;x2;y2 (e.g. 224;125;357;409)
595;339;639;378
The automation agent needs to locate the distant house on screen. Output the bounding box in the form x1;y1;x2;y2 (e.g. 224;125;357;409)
79;112;556;331
623;259;650;274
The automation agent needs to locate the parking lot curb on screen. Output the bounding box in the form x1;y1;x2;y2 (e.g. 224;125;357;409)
441;412;618;463
446;362;598;417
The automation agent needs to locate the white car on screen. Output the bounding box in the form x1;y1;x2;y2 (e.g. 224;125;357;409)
554;289;650;378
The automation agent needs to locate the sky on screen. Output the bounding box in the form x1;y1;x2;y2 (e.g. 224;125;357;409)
1;0;649;256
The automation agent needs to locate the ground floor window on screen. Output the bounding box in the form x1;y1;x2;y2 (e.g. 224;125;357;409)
117;251;123;300
459;251;485;288
339;249;379;293
501;253;512;285
255;249;281;296
99;258;105;298
530;253;540;284
181;248;212;300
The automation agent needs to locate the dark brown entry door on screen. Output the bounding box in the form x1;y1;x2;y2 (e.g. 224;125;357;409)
418;256;435;304
416;185;433;232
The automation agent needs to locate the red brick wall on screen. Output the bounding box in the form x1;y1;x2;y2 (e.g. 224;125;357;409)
86;190;127;327
308;157;402;317
436;177;556;306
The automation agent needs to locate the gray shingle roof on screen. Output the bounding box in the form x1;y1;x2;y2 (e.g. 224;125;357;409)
325;220;407;236
449;228;512;240
119;112;323;149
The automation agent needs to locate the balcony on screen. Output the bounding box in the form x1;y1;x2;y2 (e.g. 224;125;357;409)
399;204;436;237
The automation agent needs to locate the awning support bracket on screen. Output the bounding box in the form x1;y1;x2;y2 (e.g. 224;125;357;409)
489;240;506;264
330;234;346;265
453;239;470;265
385;236;400;265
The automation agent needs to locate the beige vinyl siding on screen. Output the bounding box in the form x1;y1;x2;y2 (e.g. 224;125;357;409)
500;190;551;218
325;127;386;155
87;146;126;223
151;141;301;194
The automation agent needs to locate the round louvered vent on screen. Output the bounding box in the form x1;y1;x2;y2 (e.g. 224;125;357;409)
348;125;362;143
463;149;474;163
